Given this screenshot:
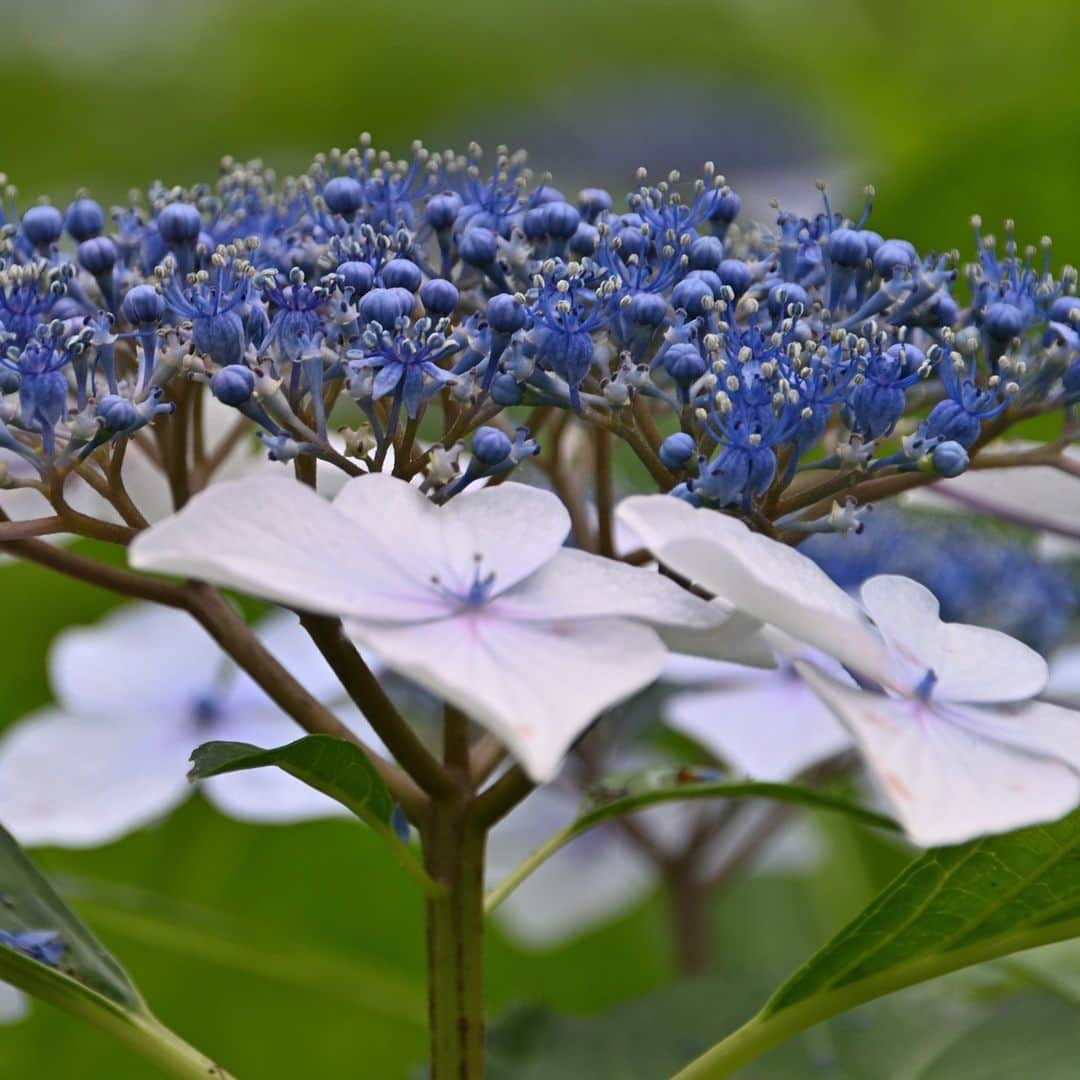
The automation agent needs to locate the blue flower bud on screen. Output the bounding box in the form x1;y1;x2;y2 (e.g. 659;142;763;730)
716;259;752;298
850;382;905;439
663;342;707;386
577;188;613;220
543;201;580;239
1063;359;1080;395
21;205;64;248
336;260;375;297
472;425;513;466
96;394;140;432
767;282;810;319
706;189;741;224
669;482;701;507
121;284;165;326
77;236;117;276
1049;296;1080;324
659;432;696;469
827;227;869;268
569;224;599;256
925;290;959;327
65;198;105;242
420;278;459;316
0;368;21;394
688;236;725;271
425;192;462;230
686;269;724;297
521;207;548;240
381;258;423;293
210;364;256;406
192;311;246;366
983;301;1024;341
487;293;526;334
243;302;270;349
532;187;566;206
614;226;647;259
885;341;925;374
459;226;498;268
872;239;917;278
931;439;970;477
925;399;981;448
323;176;365;217
627;292;668;327
157;202;202;246
490;373;523;406
671;277;713;318
359;287;412;327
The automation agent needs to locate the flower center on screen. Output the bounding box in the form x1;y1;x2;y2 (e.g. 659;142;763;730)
430;553;497;609
191;693;224;731
913;668;938;701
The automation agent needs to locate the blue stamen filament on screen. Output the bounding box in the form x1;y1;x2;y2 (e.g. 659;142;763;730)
914;668;938;701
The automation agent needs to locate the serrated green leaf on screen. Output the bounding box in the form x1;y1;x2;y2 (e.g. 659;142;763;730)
0;823;232;1079
0;822;141;1012
485;767;895;915
188;735;441;895
674;808;1080;1078
189;735;395;825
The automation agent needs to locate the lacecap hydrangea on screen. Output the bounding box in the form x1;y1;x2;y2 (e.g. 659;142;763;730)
1;138;1078;522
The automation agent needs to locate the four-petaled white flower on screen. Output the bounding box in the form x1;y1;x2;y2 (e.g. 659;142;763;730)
619;495;1080;846
662;652;853;782
129;474;763;782
0;605;373;848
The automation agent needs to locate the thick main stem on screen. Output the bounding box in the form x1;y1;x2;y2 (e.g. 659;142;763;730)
424;799;487;1079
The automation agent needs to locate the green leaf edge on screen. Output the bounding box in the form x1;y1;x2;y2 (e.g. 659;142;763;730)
188;736;443;896
485;769;896;915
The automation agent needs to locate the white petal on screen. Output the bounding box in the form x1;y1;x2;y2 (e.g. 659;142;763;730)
1045;646;1080;707
493;548;722;628
0;709;192;848
943;698;1080;774
495;829;657;948
662;653;750;685
224;608;371;711
345;612;666;782
49;605;222;722
862;575;1048;702
486;783;658;946
617;495;891;683
129;476;449;621
0;984;28;1025
911;442;1080;544
332;475;569;600
665;672;852;781
656;610;777;670
859;574;945;681
796;662;1080;846
202;769;349;825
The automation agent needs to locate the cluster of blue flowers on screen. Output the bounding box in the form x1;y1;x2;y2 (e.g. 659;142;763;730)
1;139;1078;511
803;508;1078;653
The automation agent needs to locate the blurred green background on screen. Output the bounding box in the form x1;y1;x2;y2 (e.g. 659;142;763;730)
3;0;1080;1075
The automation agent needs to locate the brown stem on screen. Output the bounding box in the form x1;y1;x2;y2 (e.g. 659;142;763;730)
298;613;453;802
663;865;712;975
0;517;66;540
594;427;615;557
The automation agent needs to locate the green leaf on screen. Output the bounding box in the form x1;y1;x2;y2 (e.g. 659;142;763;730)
188;735;442;895
674;808;1080;1078
0;823;233;1079
485;766;896;914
